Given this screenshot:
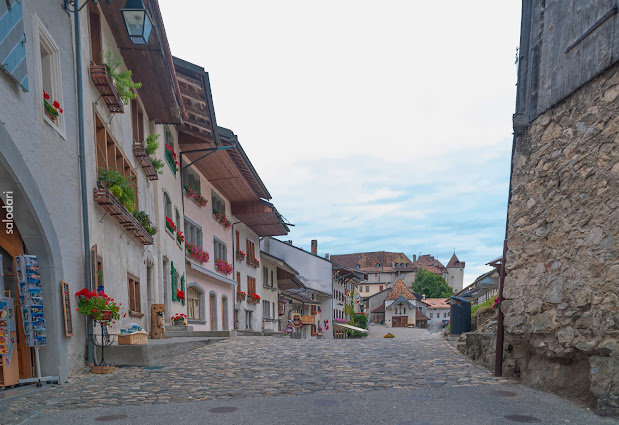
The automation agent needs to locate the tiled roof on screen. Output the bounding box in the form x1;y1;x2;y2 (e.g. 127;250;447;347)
413;254;447;275
423;298;450;309
371;304;385;313
446;253;465;269
385;279;416;300
330;252;416;273
416;310;430;321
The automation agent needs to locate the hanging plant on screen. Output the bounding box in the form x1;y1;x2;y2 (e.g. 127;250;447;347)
98;168;135;212
103;49;142;104
75;288;120;326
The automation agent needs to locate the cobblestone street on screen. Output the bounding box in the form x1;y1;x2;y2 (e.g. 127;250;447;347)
2;328;613;424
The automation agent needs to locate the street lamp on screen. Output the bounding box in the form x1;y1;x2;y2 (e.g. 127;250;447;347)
120;0;153;45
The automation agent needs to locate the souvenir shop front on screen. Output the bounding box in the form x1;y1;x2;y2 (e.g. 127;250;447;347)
0;153;73;386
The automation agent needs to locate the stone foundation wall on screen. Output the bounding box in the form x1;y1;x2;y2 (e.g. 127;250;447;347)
503;62;619;415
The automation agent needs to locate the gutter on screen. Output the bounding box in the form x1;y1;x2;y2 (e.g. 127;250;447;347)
73;3;94;364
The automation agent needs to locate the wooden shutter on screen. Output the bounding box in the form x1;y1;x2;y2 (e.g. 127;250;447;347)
171;261;177;301
180;274;185;306
0;1;29;91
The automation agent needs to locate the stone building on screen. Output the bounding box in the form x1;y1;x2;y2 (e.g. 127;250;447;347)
502;0;619;415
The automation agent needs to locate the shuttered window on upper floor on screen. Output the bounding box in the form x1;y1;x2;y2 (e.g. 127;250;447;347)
0;1;29;92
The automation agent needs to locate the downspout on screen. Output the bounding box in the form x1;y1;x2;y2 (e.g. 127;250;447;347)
74;4;94;363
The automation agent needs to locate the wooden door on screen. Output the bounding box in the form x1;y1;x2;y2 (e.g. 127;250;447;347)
392;316;408;327
209;294;215;331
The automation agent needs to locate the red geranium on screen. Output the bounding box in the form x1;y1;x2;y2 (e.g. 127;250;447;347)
176;288;185;300
53;100;60;109
43;90;50;100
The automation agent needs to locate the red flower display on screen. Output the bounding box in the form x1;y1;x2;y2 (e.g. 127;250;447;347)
215;260;233;275
43;90;50;100
176;288;185;300
165;216;177;232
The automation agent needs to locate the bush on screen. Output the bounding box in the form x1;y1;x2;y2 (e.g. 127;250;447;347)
384;333;395;338
133;210;157;235
103;49;142;104
471;298;493;317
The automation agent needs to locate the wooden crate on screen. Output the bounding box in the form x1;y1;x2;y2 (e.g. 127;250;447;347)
117;332;148;345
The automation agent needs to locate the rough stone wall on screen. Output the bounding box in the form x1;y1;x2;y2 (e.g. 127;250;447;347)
503;62;619;415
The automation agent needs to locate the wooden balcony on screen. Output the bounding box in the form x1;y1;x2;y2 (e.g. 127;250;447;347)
90;65;124;114
133;142;159;181
93;188;153;245
301;315;315;325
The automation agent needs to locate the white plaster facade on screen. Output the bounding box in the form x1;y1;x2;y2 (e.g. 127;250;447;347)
231;220;262;331
258;251;279;332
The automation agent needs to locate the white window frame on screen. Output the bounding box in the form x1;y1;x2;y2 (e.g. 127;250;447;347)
34;15;65;138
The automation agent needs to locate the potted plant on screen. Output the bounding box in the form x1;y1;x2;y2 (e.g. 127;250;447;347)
165;216;176;234
75;288;120;326
248;293;261;304
133;210;157;236
165;143;179;173
103;49;142;105
236;250;246;261
176;289;185;302
177;231;185;244
170;313;187;325
144;133;164;175
98;168;136;212
213;210;232;230
236;291;246;302
43;90;63;122
215;260;233;275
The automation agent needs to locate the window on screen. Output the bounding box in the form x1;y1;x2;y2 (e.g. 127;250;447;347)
359;286;363;293
235;231;240;253
273;303;276;319
430;313;433;318
131;99;144;144
365;286;369;292
236;272;241;292
214;238;227;263
271;270;274;288
164;126;177;175
418;307;422;311
355;264;360;269
406;263;409;267
88;3;102;64
448;312;450;317
182;166;201;194
212;191;225;216
184;217;203;248
263;267;269;288
128;275;141;315
36;17;64;133
188;287;201;320
95;114;138;209
375;263;380;268
379;285;383;291
175;208;181;238
247;276;256;295
263;300;270;318
394;264;397;268
444;312;448;318
164;191;172;220
246;239;256;263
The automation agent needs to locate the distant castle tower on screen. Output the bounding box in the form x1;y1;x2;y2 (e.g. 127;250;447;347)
446;253;465;291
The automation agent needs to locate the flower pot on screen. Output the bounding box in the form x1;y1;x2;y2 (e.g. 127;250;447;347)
44;109;57;122
173;319;184;326
93;310;113;321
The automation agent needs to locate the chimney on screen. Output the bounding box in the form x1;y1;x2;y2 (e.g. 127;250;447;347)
286;240;293;245
413;255;417;262
325;253;330;260
311;239;317;255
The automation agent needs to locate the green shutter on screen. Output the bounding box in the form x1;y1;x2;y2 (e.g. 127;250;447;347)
180;274;185;306
171;261;177;301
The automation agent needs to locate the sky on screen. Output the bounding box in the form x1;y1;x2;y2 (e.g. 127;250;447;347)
159;1;523;288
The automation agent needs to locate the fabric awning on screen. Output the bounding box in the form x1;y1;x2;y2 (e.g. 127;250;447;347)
332;323;369;333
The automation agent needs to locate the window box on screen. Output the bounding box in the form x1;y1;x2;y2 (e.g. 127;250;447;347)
133;142;159;181
236;291;246;302
247;293;261;304
183;185;208;207
89;65;124;114
165;216;176;235
213;210;232;230
247;257;260;268
93;188;153;245
185;242;209;263
236;250;246;262
165;144;179;175
177;231;185;245
215;260;233;275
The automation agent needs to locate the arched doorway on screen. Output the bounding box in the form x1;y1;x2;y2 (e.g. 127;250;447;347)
0;123;71;381
209;292;217;331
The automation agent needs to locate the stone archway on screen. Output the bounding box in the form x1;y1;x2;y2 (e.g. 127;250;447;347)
0;123;72;381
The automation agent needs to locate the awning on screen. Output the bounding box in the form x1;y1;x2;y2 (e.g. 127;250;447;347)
332;323;369;333
187;260;236;286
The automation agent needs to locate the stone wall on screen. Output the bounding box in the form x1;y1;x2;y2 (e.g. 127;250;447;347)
503;62;619;415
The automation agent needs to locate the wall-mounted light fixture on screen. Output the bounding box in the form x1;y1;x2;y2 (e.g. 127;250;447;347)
119;0;153;46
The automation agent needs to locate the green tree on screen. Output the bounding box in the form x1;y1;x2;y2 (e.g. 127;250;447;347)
412;268;454;298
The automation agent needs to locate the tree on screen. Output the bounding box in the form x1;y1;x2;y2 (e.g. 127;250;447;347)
412;268;454;298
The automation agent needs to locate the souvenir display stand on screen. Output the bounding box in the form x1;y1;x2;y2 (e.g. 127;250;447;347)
0;295;19;387
15;255;58;386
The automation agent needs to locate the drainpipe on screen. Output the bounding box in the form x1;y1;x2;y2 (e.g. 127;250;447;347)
73;4;94;363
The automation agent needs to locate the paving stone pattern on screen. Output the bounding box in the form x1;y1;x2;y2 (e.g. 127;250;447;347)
2;327;507;424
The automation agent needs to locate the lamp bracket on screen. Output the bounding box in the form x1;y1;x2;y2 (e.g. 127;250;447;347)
63;0;112;14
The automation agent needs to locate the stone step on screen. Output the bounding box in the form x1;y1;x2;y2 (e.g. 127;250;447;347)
164;330;233;338
164;325;193;332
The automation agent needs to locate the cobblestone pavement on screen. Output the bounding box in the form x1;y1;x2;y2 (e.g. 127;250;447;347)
1;327;511;424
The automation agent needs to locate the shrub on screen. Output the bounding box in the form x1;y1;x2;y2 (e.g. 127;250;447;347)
471;298;493;317
145;133;159;154
103;49;142;104
384;333;395;338
133;210;157;235
98;168;135;212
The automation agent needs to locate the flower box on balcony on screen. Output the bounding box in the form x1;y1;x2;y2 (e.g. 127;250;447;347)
90;65;124;114
215;260;233;275
236;250;246;262
165;216;176;234
247;257;260;268
236;291;246;302
133;141;159;181
247;293;261;304
176;231;185;245
93;188;153;245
